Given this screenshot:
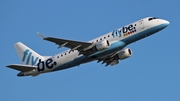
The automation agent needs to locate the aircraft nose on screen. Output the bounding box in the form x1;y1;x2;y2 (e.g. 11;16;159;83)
164;20;170;25
162;19;170;26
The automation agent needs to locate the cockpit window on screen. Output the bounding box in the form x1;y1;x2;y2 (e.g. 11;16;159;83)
148;17;158;21
148;18;153;21
153;17;158;19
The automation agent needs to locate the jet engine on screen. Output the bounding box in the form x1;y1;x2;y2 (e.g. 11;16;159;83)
117;48;132;60
95;40;110;51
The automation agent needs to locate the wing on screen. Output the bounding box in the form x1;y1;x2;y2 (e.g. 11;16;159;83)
7;64;37;72
37;32;96;56
97;51;120;66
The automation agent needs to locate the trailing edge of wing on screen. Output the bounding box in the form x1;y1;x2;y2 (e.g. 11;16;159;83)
7;64;37;72
97;51;120;66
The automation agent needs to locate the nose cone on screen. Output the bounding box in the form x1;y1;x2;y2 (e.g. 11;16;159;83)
164;20;170;25
162;19;170;27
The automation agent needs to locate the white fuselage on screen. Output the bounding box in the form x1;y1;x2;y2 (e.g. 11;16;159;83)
23;17;169;76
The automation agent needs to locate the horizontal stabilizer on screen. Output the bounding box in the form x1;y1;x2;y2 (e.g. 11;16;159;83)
7;64;37;72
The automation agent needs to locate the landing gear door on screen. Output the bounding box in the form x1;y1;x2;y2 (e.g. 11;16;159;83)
139;20;145;29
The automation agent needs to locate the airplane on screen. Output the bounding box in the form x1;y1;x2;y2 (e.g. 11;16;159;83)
7;17;170;77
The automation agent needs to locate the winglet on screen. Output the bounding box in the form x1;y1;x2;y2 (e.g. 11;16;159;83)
37;32;46;39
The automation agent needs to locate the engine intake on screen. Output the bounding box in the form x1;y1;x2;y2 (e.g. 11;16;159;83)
95;40;110;51
117;48;132;60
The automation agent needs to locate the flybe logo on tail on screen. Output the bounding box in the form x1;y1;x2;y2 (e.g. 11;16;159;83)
22;49;39;65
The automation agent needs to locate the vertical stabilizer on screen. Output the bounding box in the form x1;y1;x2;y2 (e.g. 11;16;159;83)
14;42;45;66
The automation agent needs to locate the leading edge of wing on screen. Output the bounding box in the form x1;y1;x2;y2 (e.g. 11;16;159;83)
37;32;92;51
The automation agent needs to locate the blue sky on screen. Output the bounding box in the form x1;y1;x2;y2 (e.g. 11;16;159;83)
1;0;180;101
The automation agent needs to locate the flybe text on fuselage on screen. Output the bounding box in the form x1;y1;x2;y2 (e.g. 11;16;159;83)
112;24;137;37
37;58;57;72
122;24;137;36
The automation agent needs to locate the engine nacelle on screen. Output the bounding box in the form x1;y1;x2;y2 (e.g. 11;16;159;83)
117;48;132;60
95;40;110;51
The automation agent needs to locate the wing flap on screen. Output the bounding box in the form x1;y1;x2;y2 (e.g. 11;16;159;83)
97;51;120;66
7;64;37;72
